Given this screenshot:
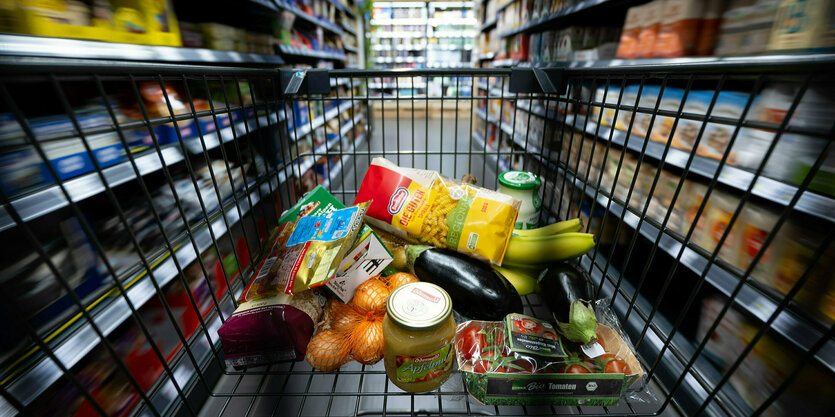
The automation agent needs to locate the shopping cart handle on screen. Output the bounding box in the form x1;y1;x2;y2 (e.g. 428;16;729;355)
281;69;332;96
509;67;564;95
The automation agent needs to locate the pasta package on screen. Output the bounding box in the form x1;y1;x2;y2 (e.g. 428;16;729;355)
354;158;520;264
258;202;370;294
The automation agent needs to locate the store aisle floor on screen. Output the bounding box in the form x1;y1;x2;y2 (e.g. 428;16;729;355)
332;105;496;204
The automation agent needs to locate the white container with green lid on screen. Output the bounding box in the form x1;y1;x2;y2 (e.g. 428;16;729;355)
497;170;542;229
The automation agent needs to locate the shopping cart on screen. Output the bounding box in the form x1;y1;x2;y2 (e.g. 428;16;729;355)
0;58;833;417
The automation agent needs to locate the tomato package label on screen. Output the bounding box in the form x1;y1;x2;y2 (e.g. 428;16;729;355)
484;373;625;401
505;313;566;358
395;344;454;383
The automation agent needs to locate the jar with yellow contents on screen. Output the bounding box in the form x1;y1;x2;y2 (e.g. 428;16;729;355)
383;282;456;392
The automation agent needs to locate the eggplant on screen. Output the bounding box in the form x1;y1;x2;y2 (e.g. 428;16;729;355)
538;262;598;344
406;245;523;320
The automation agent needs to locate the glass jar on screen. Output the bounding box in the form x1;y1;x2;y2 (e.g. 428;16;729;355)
383;282;456;392
497;171;542;229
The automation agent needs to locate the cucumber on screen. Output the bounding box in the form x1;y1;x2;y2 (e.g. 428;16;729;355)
406;246;523;320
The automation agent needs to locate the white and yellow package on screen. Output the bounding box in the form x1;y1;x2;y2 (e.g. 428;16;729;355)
353;158;520;265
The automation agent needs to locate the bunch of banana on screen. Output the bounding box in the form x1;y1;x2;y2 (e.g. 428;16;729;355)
494;218;595;295
502;218;595;267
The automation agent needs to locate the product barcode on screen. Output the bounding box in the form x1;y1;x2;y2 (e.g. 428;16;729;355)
257;257;278;279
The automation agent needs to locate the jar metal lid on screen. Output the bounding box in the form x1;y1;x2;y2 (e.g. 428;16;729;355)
386;282;452;332
498;171;541;190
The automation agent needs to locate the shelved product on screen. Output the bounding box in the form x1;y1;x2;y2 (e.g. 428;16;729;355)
0;4;368;415
475;0;835;68
468;56;835;415
369;1;475;100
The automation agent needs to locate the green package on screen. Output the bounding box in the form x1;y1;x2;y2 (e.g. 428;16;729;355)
279;185;346;225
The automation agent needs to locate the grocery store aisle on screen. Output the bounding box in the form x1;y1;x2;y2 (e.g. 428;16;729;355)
333;103;493;201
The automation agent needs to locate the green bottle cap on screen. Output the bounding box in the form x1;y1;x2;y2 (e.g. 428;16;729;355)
498;171;541;190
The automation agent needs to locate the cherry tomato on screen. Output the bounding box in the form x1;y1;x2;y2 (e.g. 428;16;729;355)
564;364;591;374
600;354;630;374
457;326;485;360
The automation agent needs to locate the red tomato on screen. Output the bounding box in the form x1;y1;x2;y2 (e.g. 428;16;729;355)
473;360;493;374
457;326;485;360
595;330;607;351
564;364;591;374
542;331;558;340
600;354;630;374
581;359;599;373
511;359;536;374
493;328;506;345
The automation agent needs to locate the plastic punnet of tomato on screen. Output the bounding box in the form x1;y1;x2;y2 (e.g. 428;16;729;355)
453;311;647;407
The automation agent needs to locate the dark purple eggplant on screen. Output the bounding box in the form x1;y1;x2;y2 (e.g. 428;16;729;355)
538;262;598;344
406;245;523;320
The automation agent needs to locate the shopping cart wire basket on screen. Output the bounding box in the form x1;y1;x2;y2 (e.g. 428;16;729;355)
0;56;833;416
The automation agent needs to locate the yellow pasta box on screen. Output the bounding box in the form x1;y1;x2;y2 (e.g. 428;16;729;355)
354;158;520;265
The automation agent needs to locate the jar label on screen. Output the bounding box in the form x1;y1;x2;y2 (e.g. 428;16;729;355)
395;344;453;383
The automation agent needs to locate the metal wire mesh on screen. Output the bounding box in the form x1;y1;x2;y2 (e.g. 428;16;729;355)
0;59;833;417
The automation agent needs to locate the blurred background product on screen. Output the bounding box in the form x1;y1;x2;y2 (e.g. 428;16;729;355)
0;0;834;416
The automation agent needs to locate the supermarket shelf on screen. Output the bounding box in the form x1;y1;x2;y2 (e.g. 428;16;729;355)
143;290;235;417
429;31;476;38
288;101;359;138
474;108;541;154
580;255;751;416
344;44;359;53
330;0;356;18
510;54;835;72
374;56;425;64
370;31;425;38
476;52;495;61
368;82;428;89
273;1;345;35
0;115;278;233
493;58;517;67
429;18;478;26
370;17;428;25
320;132;368;190
498;0;630;38
372;44;426;51
0;34;285;65
286;112;365;183
560;115;835;224
555;163;835;374
372;44;472;51
496;0;519;14
342;21;358;36
480;17;497;32
427;44;473;51
277;45;346;61
425;62;473;68
330;77;362;88
1;177;275;408
472;131;510;173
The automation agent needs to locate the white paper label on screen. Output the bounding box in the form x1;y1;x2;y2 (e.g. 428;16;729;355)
581;342;606;358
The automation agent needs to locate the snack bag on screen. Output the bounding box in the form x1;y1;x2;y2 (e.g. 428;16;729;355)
217;227;326;369
354;158;520;265
258;202;369;294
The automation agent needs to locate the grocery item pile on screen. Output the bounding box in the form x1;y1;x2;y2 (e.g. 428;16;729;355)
216;158;647;405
